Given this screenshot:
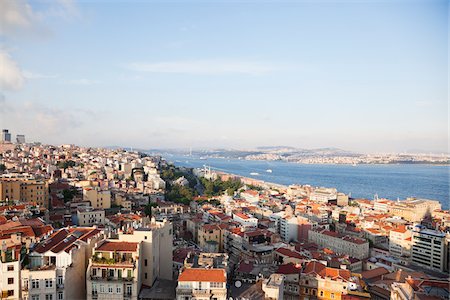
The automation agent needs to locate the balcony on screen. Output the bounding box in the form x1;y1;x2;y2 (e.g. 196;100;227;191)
192;289;212;297
90;275;134;282
92;255;135;267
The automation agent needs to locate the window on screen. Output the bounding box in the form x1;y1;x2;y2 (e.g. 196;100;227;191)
57;276;63;286
320;291;324;297
145;273;147;279
7;290;14;297
8;278;14;284
126;285;132;295
331;293;335;299
116;286;121;294
7;265;14;271
32;279;40;289
127;270;132;278
32;296;40;300
210;282;223;288
57;292;63;300
145;259;148;266
100;285;105;293
108;285;113;293
45;295;53;300
109;269;114;277
45;279;53;288
118;269;122;278
145;236;147;240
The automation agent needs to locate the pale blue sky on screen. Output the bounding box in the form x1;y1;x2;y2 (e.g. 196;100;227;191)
0;0;448;153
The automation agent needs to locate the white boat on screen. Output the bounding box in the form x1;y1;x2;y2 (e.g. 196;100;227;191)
266;169;272;173
250;172;259;176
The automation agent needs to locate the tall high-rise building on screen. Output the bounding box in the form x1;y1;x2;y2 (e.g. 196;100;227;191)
16;135;25;144
1;130;11;142
411;225;447;273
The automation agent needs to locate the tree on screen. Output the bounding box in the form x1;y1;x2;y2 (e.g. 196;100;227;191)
144;202;158;216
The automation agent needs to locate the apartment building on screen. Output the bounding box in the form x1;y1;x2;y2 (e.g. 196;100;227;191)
176;268;227;300
86;240;140;300
308;229;370;259
391;278;450;300
411;225;447;273
300;261;364;300
198;224;224;253
389;225;412;264
83;187;111;209
116;218;173;286
77;207;106;226
0;176;49;207
232;212;258;228
24;227;103;300
0;244;21;300
310;187;337;203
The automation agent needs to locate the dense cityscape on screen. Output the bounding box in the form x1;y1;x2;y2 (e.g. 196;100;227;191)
0;130;448;300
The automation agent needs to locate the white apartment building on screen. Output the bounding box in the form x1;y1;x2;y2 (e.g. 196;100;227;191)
77;207;106;226
262;274;285;300
389;225;412;264
279;216;298;242
0;246;20;300
24;227;103;300
309;187;337;203
176;268;227;300
232;212;258;228
411;225;447;272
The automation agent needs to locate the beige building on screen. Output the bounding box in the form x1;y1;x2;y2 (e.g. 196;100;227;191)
176;268;227;300
86;218;173;300
86;240;140;300
308;229;370;259
0;176;48;207
117;218;173;285
389;198;441;222
83;187;111;209
198;224;224;253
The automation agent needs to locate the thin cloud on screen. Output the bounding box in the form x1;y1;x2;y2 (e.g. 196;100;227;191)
0;0;36;36
23;70;58;79
126;60;285;75
0;50;24;91
67;78;100;85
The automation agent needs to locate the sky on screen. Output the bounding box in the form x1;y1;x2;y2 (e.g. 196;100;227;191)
0;0;448;153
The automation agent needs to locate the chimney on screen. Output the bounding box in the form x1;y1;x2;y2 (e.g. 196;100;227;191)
395;269;403;282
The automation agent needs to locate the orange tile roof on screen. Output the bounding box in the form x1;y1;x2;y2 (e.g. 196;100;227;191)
178;268;226;283
96;241;138;252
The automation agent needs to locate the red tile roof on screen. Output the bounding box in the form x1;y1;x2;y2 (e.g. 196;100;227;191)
275;247;304;259
178;268;226;283
276;263;301;275
96;241;138;252
303;261;351;281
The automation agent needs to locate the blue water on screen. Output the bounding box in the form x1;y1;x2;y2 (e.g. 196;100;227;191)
164;155;449;209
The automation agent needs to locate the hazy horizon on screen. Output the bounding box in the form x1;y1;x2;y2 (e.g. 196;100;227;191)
1;0;448;153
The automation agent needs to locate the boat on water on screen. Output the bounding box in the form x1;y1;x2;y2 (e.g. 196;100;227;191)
266;169;273;173
250;172;259;176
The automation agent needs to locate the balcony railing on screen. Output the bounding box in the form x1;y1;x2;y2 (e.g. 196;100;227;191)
90;275;134;282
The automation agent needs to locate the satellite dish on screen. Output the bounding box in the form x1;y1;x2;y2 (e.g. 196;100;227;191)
234;281;242;288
